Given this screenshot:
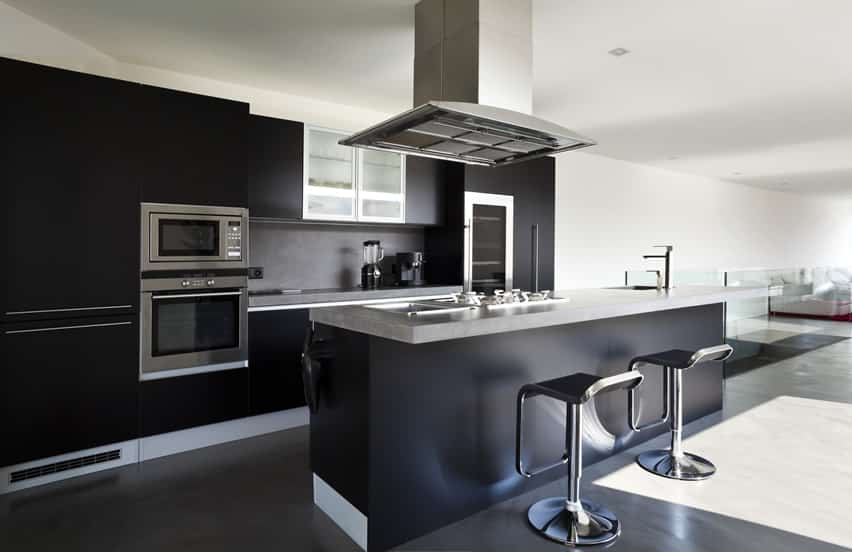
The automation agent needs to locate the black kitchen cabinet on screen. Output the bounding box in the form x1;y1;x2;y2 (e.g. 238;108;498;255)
248;309;309;415
136;84;249;208
0;316;138;467
424;157;556;290
405;157;448;226
464;157;556;292
139;368;249;437
248;115;304;219
1;57;140;322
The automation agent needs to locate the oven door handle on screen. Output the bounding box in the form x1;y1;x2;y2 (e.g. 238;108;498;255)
152;291;244;300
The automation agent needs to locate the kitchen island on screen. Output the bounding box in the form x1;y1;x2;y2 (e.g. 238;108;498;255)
307;285;767;551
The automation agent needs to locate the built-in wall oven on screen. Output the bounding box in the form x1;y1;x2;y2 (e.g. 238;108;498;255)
139;203;249;380
141;203;248;272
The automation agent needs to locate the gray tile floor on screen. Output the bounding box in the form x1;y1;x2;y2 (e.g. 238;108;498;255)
2;314;851;552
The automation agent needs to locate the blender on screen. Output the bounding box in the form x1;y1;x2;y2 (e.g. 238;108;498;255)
361;240;384;289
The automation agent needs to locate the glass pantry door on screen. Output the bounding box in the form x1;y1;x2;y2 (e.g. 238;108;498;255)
464;192;514;294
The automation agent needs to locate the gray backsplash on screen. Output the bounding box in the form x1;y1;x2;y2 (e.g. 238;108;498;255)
249;221;425;290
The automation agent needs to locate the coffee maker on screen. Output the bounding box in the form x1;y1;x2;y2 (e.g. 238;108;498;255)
361;240;384;289
395;252;426;286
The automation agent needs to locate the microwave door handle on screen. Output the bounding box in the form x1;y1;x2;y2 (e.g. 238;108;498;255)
152;291;244;300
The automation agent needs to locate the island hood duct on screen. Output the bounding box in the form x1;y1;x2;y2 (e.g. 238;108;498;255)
339;0;596;167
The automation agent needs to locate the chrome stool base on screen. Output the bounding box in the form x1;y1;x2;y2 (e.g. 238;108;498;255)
636;450;716;481
527;497;621;546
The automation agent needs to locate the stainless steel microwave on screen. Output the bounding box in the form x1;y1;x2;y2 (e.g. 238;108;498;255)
141;203;248;272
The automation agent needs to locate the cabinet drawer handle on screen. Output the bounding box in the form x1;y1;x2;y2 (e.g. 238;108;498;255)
5;305;133;315
5;321;132;335
152;291;243;300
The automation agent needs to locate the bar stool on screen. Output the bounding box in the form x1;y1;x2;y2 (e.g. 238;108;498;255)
516;371;644;546
628;344;733;481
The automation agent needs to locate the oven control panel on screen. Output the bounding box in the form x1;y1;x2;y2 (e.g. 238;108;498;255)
181;278;217;288
226;221;242;259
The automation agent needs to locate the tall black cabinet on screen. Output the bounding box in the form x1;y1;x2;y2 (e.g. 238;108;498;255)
1;58;140;321
424;157;556;291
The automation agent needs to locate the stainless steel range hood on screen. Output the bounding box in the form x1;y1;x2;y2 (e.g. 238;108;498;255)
339;100;594;167
339;0;595;167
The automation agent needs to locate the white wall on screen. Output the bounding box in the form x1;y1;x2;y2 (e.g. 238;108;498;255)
0;2;391;131
555;152;852;288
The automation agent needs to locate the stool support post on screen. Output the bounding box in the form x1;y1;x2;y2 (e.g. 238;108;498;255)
566;404;583;508
670;367;684;458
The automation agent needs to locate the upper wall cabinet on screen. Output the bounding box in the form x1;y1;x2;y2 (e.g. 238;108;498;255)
248;115;304;219
136;84;249;208
303;126;406;223
303;127;357;220
359;149;406;223
404;156;446;226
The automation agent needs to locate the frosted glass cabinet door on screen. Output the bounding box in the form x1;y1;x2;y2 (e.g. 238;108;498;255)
304;127;356;220
358;149;405;223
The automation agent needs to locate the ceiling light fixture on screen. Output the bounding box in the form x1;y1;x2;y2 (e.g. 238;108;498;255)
608;47;630;56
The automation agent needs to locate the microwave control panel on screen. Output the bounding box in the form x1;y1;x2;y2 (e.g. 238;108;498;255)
226;221;242;259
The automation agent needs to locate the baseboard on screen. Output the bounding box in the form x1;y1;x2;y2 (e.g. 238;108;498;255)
0;407;309;495
139;407;309;461
313;473;368;550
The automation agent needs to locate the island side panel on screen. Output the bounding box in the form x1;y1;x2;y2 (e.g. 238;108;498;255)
310;326;371;516
366;303;724;552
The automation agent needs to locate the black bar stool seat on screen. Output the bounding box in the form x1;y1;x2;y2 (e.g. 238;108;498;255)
516;370;644;547
520;373;637;405
630;349;698;369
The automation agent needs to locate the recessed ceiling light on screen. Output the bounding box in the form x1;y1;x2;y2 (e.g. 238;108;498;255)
608;47;630;57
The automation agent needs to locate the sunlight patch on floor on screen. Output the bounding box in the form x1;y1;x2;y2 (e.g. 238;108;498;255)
593;395;852;549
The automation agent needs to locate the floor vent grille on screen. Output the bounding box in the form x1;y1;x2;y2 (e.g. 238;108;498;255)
9;450;121;484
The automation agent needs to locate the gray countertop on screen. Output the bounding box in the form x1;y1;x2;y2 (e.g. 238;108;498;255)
309;285;769;344
248;284;461;311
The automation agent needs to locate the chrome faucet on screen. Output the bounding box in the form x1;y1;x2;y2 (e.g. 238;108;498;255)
643;245;673;291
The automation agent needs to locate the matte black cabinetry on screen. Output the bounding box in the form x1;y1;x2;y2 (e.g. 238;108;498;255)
405;157;447;226
136;84;249;208
464;158;556;292
248;310;309;414
248;115;305;219
1;57;139;321
424;157;556;290
139;369;250;437
0;317;138;467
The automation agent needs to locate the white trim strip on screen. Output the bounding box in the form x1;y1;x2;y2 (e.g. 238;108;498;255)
139;360;249;381
313;473;368;550
0;440;139;495
0;408;310;495
248;293;457;312
139;407;309;462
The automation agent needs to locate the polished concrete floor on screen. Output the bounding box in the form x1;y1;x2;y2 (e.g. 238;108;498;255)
2;314;851;552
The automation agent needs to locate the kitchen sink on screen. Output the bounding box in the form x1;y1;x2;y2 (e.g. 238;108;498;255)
366;300;477;317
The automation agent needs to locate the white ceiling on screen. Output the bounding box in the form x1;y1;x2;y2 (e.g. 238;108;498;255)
6;0;852;197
